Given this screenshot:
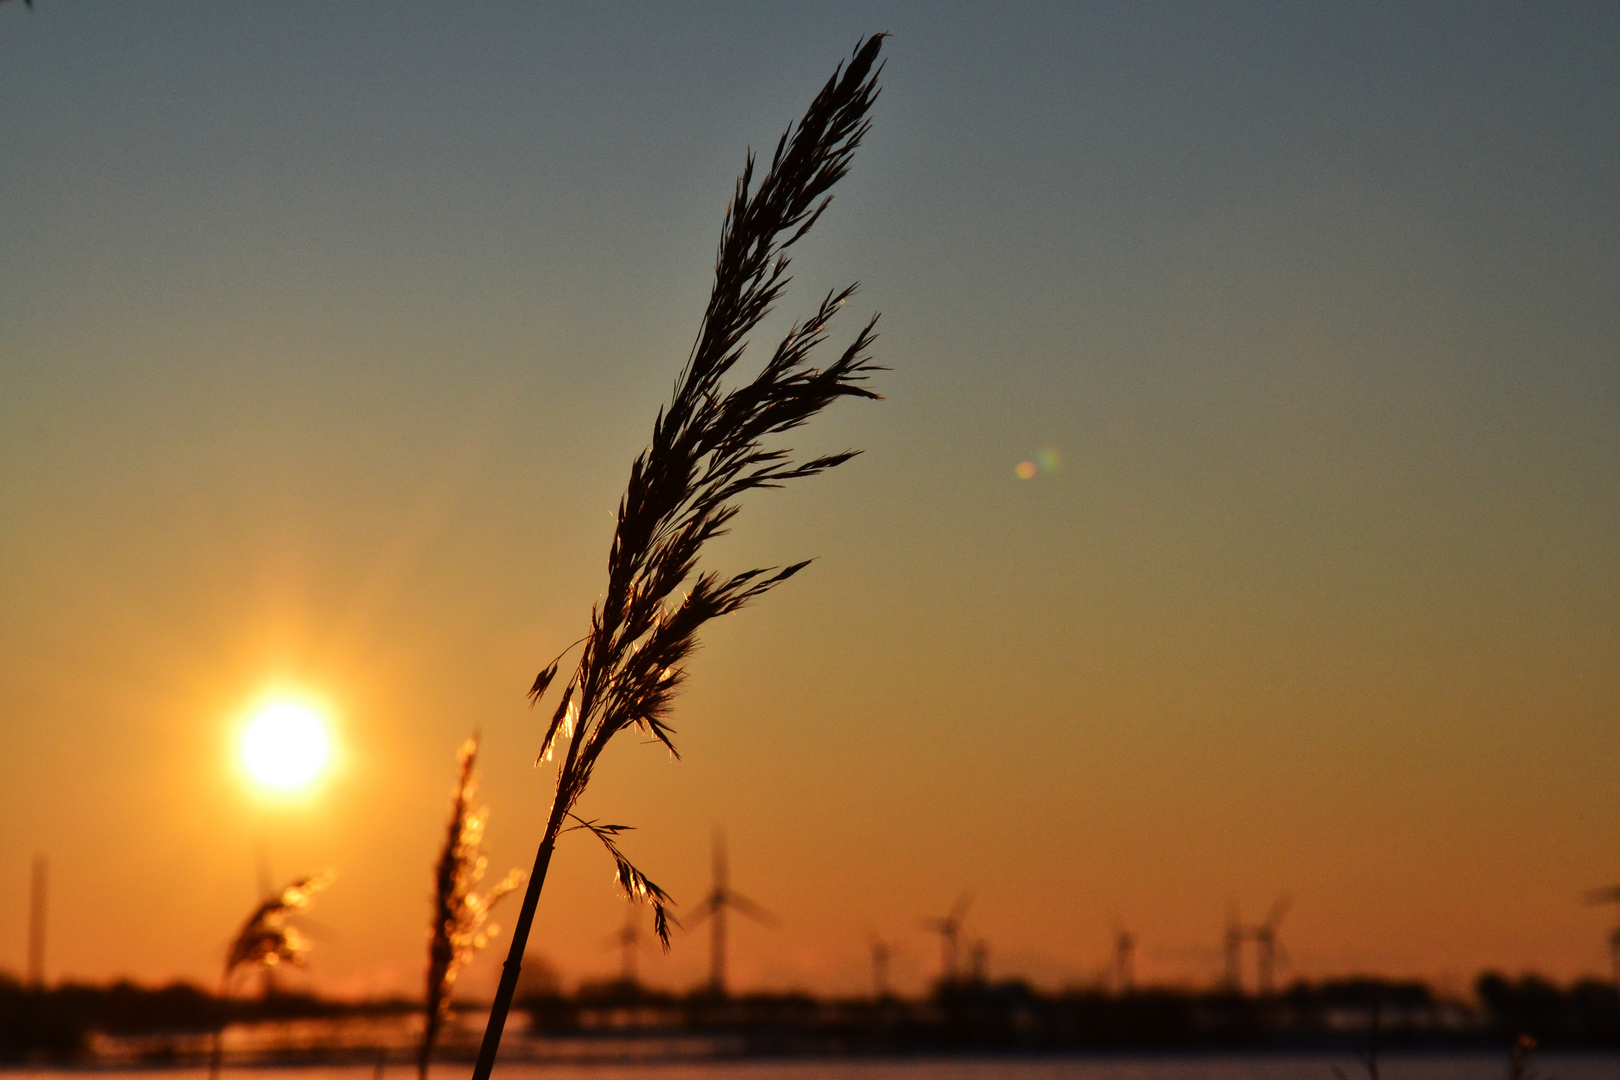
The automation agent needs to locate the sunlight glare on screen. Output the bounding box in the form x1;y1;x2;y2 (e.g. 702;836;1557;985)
240;699;332;792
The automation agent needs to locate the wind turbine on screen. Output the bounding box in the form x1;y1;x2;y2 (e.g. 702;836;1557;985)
604;903;658;988
27;853;46;991
684;831;774;997
1110;923;1137;994
921;893;972;987
866;935;893;1000
1586;885;1620;986
1222;902;1244;993
1248;897;1291;997
968;939;989;985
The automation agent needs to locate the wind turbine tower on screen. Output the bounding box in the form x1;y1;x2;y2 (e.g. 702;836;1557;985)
610;904;646;986
1587;885;1620;986
968;939;989;985
1111;926;1137;994
868;936;892;1000
687;831;774;997
27;853;47;991
1222;904;1244;993
922;893;972;987
1248;897;1291;997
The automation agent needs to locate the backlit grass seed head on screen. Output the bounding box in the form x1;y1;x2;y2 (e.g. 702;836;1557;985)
470;38;888;1080
522;37;889;950
223;871;334;984
422;736;523;1076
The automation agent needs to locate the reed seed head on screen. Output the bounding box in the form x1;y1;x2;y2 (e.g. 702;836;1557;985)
422;736;523;1074
526;34;888;948
222;871;333;986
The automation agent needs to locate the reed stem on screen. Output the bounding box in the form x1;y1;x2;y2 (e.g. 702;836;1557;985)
469;803;565;1080
467;34;885;1079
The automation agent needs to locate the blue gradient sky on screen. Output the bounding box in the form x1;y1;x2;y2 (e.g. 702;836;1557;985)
2;2;1617;998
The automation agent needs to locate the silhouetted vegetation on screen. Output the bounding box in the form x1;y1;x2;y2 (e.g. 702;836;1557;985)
0;975;411;1064
422;736;522;1079
1475;972;1620;1044
471;32;889;1080
512;973;1619;1057
4;970;1618;1064
0;975;92;1062
211;871;333;1079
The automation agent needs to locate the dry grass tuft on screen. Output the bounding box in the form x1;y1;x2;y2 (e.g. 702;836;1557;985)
211;871;333;1080
222;871;334;986
471;33;889;1080
420;736;522;1080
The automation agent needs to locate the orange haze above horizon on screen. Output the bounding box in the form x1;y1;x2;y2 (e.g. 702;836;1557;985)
1;3;1617;1001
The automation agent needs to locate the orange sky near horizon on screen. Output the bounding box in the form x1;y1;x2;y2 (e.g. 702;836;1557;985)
2;3;1617;1001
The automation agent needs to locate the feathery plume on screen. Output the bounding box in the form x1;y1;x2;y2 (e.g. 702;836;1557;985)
211;871;333;1080
223;871;333;983
420;736;522;1080
471;34;888;1080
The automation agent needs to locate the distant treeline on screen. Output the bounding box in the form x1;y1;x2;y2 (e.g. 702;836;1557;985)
521;974;1620;1056
0;975;412;1063
3;970;1617;1063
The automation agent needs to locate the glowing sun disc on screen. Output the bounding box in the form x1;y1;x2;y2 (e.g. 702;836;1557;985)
241;700;332;792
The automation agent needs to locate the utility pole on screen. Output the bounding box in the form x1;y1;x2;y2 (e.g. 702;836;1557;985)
27;853;47;990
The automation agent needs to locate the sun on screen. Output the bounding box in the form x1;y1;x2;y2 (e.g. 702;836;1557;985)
240;699;333;793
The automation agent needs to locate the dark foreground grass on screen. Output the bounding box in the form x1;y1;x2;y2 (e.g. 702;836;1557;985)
470;33;889;1080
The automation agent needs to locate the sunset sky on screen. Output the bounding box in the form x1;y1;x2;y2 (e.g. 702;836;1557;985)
2;3;1617;1001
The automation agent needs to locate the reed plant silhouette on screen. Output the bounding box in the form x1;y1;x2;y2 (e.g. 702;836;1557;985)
420;736;522;1080
209;871;333;1080
470;33;887;1080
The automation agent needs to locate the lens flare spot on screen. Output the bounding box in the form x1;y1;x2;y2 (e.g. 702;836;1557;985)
1015;460;1037;480
240;700;332;792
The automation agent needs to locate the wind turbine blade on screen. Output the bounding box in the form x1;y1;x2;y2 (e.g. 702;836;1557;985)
1266;895;1292;929
1585;885;1620;904
712;828;728;886
949;891;973;924
728;892;777;927
683;900;716;930
1153;944;1222;962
